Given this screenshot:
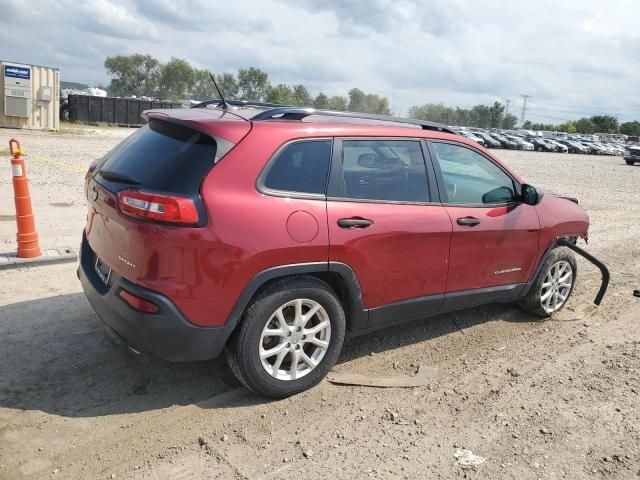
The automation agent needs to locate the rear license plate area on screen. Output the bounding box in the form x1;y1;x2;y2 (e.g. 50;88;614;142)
95;257;112;286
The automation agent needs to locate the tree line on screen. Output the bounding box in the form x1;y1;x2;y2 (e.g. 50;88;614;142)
408;102;519;130
408;104;639;135
104;54;639;135
523;116;640;136
104;54;390;114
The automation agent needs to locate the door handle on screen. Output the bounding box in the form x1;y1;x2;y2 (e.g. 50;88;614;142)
457;216;481;226
338;217;374;229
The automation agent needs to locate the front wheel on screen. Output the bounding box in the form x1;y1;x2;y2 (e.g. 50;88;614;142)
226;276;346;398
519;247;577;318
626;160;636;166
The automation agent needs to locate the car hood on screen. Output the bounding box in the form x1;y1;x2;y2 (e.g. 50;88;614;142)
540;188;579;204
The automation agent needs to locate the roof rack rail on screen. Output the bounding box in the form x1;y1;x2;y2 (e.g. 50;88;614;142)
191;99;456;134
191;99;294;109
251;107;457;134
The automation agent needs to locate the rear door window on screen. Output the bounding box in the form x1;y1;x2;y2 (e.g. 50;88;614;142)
338;139;430;202
96;119;225;194
263;140;332;195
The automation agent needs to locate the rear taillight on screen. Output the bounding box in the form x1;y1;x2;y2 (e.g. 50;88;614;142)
117;189;200;225
119;289;159;313
85;160;99;200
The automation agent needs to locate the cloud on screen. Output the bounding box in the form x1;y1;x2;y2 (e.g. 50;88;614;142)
297;0;463;37
0;0;638;121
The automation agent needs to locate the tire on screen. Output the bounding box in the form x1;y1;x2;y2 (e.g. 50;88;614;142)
519;247;577;318
226;276;346;398
626;160;636;166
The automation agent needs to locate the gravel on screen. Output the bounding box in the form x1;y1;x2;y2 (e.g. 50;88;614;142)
1;128;639;479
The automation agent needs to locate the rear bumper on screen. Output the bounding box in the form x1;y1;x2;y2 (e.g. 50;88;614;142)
78;233;233;362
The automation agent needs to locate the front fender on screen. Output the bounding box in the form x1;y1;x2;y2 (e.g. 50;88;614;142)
536;194;589;244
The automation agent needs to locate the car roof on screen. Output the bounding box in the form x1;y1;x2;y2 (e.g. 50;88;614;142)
144;101;478;144
189;99;457;133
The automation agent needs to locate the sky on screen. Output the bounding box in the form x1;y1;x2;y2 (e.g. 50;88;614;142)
1;0;639;122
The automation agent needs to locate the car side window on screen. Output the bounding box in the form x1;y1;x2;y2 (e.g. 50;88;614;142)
339;140;429;202
264;140;332;195
432;142;516;205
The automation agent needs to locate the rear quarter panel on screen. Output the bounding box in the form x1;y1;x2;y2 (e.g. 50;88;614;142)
193;124;332;326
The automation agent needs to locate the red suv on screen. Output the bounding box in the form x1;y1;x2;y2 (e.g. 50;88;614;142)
79;102;608;398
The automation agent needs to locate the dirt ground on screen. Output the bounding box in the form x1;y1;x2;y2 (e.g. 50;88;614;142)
0;126;639;480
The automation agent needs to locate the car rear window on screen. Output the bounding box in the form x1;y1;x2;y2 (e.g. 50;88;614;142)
96;119;224;194
263;140;332;195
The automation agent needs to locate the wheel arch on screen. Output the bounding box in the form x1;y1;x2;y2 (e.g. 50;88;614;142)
225;262;367;335
522;238;609;306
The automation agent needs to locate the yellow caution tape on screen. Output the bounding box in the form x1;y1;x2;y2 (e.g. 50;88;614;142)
0;147;86;173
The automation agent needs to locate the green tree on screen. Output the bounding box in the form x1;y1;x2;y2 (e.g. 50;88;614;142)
347;88;366;112
313;92;330;109
158;57;195;100
589;115;618;133
522;120;534;129
469;105;492;128
369;95;391;115
347;88;391;115
237;67;269;101
410;103;455;124
265;84;293;105
191;69;216;100
328;95;348;111
216;72;239;99
502;113;518;129
489;102;505;128
557;121;577;133
455;107;471;126
620;121;640;136
291;84;312;107
574;118;596;134
104;54;160;97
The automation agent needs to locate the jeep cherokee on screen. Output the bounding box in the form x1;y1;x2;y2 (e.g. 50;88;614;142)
79;102;608;398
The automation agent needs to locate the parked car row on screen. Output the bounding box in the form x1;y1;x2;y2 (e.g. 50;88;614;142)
454;128;628;156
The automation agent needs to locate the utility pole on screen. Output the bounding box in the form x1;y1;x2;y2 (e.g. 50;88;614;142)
502;98;511;115
520;94;532;126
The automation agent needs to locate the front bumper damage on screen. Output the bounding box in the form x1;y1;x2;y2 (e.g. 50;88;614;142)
556;238;610;305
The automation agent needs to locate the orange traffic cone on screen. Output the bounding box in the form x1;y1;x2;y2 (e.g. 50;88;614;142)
8;138;41;258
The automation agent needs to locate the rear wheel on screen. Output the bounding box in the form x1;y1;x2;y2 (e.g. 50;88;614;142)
226;276;346;398
626;160;636;166
519;247;577;318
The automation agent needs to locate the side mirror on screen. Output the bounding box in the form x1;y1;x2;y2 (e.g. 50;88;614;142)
482;186;515;204
521;184;542;205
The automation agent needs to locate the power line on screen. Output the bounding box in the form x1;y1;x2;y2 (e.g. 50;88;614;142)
502;98;511;115
527;112;570;122
531;106;624;116
520;94;532;126
532;100;640;112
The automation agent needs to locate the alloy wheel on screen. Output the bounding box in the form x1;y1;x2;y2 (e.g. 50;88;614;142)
259;299;331;381
540;260;573;314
